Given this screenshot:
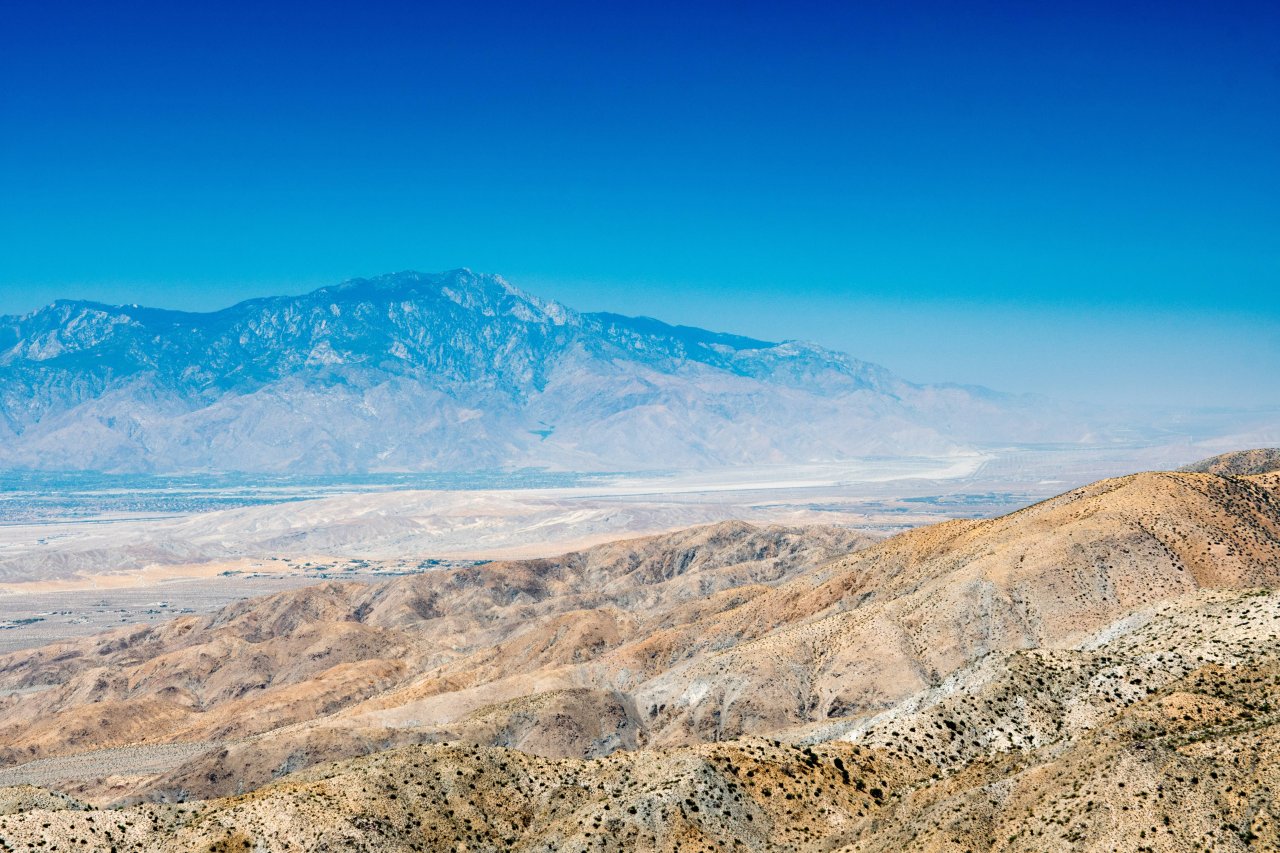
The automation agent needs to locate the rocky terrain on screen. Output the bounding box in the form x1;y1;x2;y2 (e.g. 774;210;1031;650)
1179;447;1280;476
1;451;1279;850
0;269;1099;473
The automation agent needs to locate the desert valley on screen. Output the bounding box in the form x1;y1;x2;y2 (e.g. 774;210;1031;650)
0;447;1279;851
6;0;1276;847
0;271;1277;851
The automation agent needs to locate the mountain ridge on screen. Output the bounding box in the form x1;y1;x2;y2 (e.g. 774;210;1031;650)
0;269;1082;473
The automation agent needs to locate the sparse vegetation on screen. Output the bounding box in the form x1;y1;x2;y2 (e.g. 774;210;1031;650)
1;457;1279;849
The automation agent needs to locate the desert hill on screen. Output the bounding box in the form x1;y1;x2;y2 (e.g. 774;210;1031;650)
1;588;1277;851
2;456;1280;849
1179;447;1280;476
0;523;871;781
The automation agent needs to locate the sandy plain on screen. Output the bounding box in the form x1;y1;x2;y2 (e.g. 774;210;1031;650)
0;444;1215;652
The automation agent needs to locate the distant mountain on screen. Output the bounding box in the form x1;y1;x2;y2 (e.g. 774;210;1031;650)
0;269;1088;473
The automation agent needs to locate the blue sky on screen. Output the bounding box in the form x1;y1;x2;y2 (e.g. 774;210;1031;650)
1;0;1276;405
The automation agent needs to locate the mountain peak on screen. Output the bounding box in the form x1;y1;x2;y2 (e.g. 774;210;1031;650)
304;269;575;327
0;270;1080;473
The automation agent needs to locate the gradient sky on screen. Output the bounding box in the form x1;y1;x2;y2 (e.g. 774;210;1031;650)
1;0;1277;406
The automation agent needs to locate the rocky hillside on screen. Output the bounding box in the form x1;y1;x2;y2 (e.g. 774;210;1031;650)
0;522;874;793
2;489;1280;845
1179;447;1280;476
0;457;1279;851
0;269;1080;472
6;588;1278;851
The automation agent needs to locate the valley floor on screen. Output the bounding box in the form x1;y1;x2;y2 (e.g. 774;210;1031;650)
0;443;1216;645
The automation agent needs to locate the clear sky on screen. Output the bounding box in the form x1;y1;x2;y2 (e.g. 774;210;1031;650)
1;0;1276;406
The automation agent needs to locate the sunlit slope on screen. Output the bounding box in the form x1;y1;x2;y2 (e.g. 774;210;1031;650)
3;587;1279;851
1;463;1278;809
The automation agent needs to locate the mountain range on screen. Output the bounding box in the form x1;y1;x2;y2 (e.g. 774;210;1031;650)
0;269;1088;473
1;450;1279;850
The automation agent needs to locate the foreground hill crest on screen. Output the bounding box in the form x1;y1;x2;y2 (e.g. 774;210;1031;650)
1179;447;1280;476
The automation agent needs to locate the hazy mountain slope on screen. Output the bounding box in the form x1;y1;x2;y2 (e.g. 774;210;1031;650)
0;269;1081;473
